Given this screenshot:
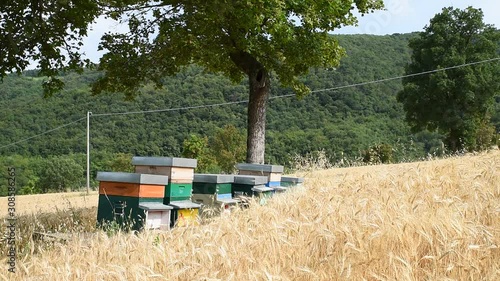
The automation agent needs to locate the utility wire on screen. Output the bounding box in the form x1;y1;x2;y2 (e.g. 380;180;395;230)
1;56;499;149
91;100;248;117
310;57;500;94
0;117;87;150
92;57;500;116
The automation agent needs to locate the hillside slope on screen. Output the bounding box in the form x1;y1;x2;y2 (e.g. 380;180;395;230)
2;150;498;280
1;33;438;163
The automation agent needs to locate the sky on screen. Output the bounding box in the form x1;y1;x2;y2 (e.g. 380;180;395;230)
335;0;500;35
79;0;500;63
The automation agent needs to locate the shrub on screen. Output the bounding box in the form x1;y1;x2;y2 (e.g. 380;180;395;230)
363;143;393;164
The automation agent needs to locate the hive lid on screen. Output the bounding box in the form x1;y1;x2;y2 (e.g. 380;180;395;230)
236;163;284;173
233;175;269;185
138;202;173;211
96;172;169;185
216;198;240;204
281;176;304;183
251;186;274;193
168;200;201;209
194;174;234;183
132;156;197;168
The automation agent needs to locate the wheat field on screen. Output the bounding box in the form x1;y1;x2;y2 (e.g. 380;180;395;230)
1;150;498;280
0;191;98;217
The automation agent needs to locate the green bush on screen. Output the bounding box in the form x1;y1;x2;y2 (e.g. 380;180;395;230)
209;125;246;173
182;134;219;173
363;143;393;164
474;121;496;151
37;156;84;192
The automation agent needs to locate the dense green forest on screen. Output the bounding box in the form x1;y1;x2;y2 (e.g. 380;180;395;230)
1;33;498;195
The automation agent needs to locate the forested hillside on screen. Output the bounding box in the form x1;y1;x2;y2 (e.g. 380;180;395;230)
0;33;498;194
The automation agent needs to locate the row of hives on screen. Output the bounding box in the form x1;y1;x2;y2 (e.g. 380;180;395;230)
96;156;303;231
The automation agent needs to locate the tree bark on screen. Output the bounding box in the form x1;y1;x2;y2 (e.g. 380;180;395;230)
229;51;269;164
446;128;462;152
246;67;269;164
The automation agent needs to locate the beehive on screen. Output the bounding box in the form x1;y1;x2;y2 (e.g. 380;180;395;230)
96;172;170;231
138;202;173;230
251;185;275;204
168;200;201;227
236;163;284;188
132;156;196;180
192;174;239;214
280;176;305;188
232;175;270;198
132;156;197;204
131;156;200;226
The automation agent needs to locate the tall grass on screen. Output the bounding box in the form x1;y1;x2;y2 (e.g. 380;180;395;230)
0;207;97;258
1;150;498;280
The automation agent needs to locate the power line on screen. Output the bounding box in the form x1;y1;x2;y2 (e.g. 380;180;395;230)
91;100;248;117
91;57;500;116
0;117;87;150
310;57;500;94
1;56;498;149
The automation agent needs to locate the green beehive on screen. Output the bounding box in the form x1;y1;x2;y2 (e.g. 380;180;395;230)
280;176;305;188
97;195;140;230
96;172;170;231
163;182;193;204
236;163;285;189
232;175;269;198
251;185;274;205
192;174;239;214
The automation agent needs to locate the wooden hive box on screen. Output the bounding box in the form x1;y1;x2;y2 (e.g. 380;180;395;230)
97;172;168;199
138;202;173;230
132;156;198;204
168;200;201;227
281;176;305;187
132;156;197;182
236;163;284;187
96;172;170;231
192;174;239;214
251;185;274;204
192;174;234;195
232;175;269;197
163;182;193;204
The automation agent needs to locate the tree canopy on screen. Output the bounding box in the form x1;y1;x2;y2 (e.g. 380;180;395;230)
1;0;384;164
397;7;500;151
0;0;99;95
93;0;382;96
94;0;384;163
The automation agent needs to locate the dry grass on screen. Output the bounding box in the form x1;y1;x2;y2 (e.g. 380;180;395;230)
1;150;498;280
0;191;98;217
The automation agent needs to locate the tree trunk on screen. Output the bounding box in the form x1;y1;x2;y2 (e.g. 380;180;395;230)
246;67;269;164
229;51;270;164
446;128;462;152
